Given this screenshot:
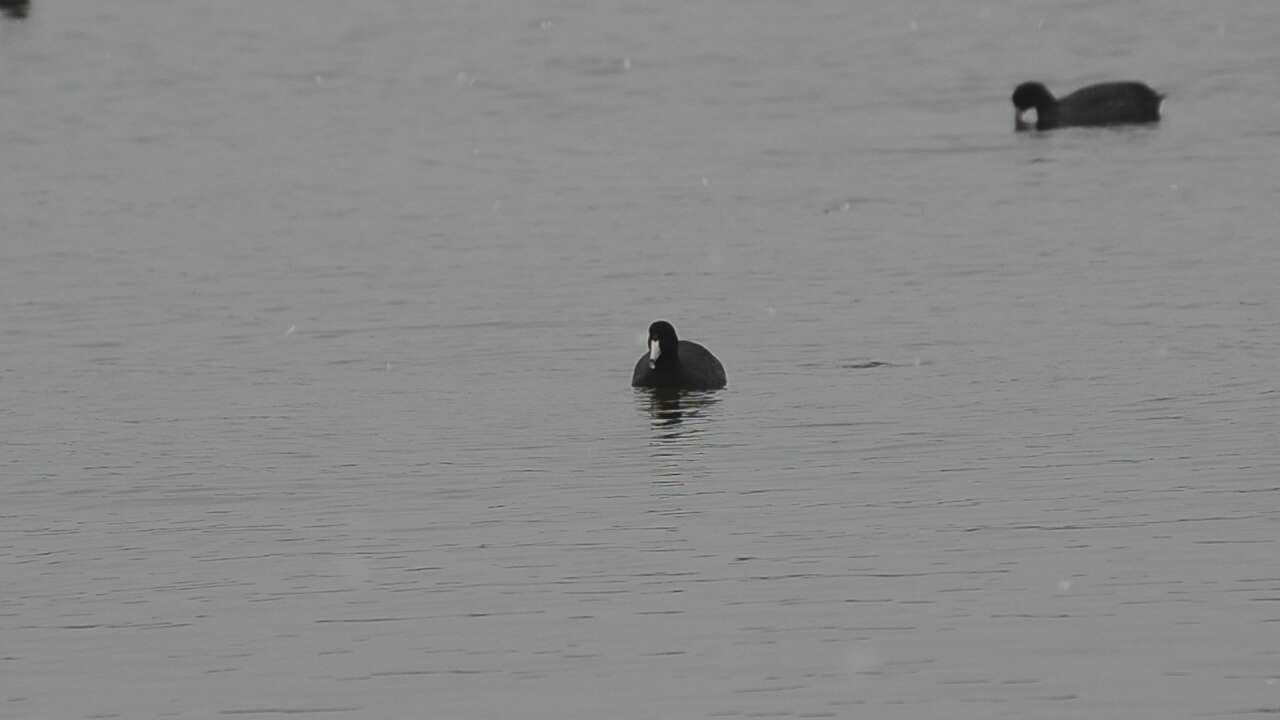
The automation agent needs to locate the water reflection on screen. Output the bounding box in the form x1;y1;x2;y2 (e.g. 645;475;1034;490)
0;1;29;20
634;388;721;437
634;388;722;484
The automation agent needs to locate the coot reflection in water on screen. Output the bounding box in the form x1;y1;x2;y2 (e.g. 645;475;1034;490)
635;387;722;435
0;0;30;19
635;389;723;482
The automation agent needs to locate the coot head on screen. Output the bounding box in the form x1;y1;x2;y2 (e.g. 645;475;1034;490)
1011;82;1054;128
1011;82;1054;111
647;320;679;369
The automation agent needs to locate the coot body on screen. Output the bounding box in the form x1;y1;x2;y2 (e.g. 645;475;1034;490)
631;321;726;390
1012;81;1163;131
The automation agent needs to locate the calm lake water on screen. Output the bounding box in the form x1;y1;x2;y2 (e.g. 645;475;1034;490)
3;1;1280;718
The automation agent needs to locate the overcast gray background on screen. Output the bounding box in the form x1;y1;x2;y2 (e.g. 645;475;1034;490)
3;1;1280;718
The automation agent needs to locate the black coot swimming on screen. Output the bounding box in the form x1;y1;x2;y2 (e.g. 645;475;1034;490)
1011;81;1163;131
631;321;726;390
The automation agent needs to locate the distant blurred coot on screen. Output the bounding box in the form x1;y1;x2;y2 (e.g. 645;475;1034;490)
631;321;726;390
1011;81;1163;131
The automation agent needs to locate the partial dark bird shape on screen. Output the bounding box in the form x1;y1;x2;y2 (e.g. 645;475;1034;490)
0;0;29;20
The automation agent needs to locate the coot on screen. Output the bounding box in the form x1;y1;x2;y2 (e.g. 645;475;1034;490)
1011;81;1163;131
631;321;726;390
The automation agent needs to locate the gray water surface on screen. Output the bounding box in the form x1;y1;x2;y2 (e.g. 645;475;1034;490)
3;1;1280;718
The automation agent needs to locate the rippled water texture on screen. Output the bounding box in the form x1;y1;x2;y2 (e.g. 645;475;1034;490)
3;1;1280;718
